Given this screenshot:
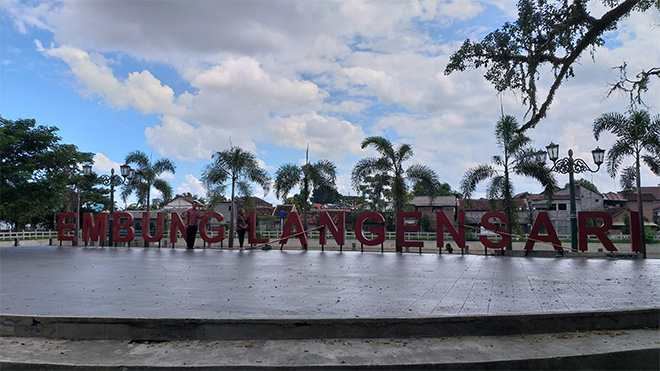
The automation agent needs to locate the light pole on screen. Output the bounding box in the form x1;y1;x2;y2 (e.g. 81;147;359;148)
83;163;134;246
545;142;605;252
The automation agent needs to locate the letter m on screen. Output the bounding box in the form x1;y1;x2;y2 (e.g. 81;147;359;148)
83;212;108;243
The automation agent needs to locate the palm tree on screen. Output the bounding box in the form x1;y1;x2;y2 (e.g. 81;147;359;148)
352;136;441;252
460;115;556;250
274;150;337;248
122;150;176;210
202;146;270;248
593;110;660;258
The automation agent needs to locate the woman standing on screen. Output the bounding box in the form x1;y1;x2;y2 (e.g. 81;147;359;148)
236;208;249;249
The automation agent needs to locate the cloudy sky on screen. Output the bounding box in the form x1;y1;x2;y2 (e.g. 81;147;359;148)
2;0;659;206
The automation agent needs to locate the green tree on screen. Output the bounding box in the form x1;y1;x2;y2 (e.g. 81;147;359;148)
202;146;270;247
566;178;599;194
275;154;337;247
122;150;176;210
352;136;441;251
311;184;341;205
593;109;660;258
285;194;311;216
460;115;557;250
358;174;390;213
1;117;93;230
445;0;659;131
412;181;461;198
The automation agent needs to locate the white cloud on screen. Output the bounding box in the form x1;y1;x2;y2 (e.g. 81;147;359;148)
176;174;207;198
4;0;660;199
91;153;121;173
270;113;366;161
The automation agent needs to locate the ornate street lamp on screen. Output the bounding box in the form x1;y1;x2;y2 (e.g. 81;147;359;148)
83;163;134;246
545;143;605;252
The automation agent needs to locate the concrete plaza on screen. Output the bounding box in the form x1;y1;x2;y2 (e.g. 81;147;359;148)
1;245;659;369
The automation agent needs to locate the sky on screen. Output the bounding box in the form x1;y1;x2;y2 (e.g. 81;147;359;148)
1;0;659;208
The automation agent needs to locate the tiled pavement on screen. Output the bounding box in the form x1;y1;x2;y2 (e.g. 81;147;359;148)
1;245;658;319
1;246;659;369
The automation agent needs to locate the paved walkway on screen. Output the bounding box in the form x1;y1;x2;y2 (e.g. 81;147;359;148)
2;245;659;319
2;246;659;369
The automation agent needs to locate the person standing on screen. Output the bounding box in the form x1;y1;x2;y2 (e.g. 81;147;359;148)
183;202;202;249
236;207;249;249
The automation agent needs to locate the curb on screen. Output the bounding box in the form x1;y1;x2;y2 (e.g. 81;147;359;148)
3;308;658;341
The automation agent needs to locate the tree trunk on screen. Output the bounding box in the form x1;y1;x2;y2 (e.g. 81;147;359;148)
229;180;236;248
636;155;646;258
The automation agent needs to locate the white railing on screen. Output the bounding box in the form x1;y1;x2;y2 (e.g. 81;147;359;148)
0;231;58;240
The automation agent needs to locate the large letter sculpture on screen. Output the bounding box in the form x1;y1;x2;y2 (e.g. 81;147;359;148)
248;211;269;244
113;212;135;243
200;212;225;244
480;212;509;249
141;212;164;243
396;211;423;250
355;212;386;246
280;212;308;246
57;213;77;242
83;212;108;243
578;211;616;252
524;212;563;251
170;212;187;244
319;211;345;246
436;211;465;250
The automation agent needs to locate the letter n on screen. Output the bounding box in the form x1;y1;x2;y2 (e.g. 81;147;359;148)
436;211;465;249
319;211;345;246
170;213;187;243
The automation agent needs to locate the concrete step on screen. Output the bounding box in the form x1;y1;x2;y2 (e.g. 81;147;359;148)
1;328;658;370
3;309;658;341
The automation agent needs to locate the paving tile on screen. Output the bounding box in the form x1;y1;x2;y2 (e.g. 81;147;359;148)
1;246;659;320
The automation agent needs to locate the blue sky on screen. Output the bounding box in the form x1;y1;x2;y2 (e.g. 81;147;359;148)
1;0;658;207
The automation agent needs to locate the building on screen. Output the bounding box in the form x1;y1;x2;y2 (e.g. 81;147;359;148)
524;185;604;236
408;196;457;231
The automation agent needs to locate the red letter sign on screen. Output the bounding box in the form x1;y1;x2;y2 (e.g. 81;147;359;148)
170;212;187;243
436;211;465;249
57;213;76;242
578;211;616;252
113;212;134;243
248;211;268;244
319;211;345;246
280;212;308;247
480;212;509;249
200;212;225;243
142;212;164;243
524;212;562;251
629;211;642;253
355;212;386;246
396;211;423;250
83;212;108;243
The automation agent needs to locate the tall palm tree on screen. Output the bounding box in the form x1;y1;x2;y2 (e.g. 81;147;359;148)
593;110;660;258
352;136;440;213
460;115;556;250
352;136;441;252
122;150;176;210
202;146;270;248
274;150;337;248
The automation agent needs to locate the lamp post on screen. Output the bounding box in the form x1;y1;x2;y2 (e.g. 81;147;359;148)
83;164;134;246
545;142;605;252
